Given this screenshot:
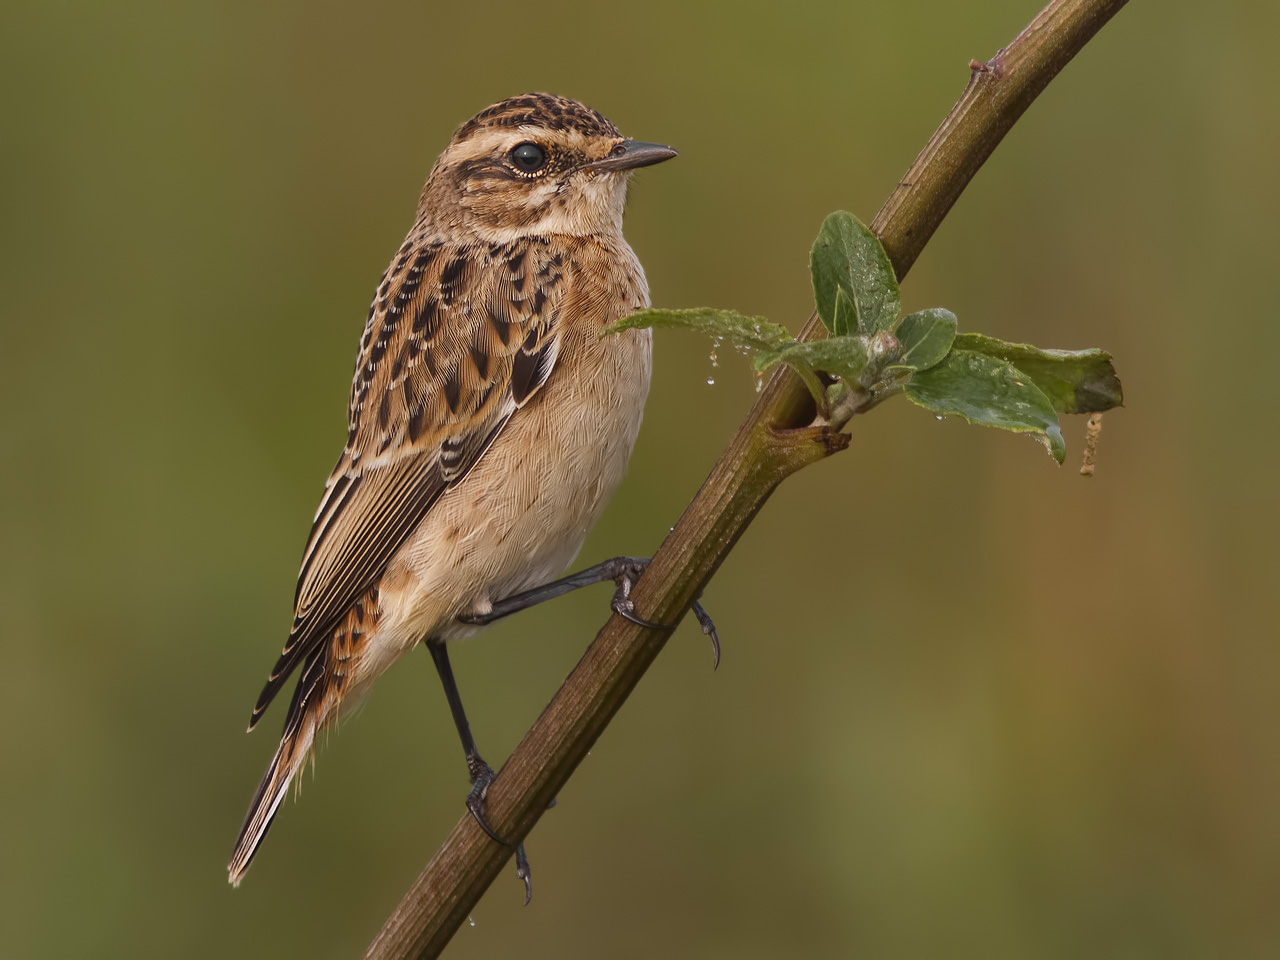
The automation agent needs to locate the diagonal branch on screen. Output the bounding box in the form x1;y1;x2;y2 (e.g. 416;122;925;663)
365;1;1131;956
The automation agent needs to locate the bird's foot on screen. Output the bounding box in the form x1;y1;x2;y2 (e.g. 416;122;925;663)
515;843;532;905
465;753;532;901
691;597;721;670
464;753;507;843
608;559;721;667
607;558;664;628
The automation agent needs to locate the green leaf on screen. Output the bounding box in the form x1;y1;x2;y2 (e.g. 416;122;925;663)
832;287;858;338
810;211;900;335
605;307;793;353
905;349;1066;462
754;336;875;384
953;333;1123;414
753;336;887;413
892;308;957;371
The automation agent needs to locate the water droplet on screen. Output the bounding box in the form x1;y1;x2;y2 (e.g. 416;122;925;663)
753;372;764;393
935;414;944;421
706;376;716;386
468;916;476;928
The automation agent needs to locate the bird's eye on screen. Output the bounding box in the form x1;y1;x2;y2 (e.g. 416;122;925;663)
509;142;547;173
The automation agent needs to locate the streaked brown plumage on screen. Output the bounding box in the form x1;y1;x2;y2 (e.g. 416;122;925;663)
229;94;675;886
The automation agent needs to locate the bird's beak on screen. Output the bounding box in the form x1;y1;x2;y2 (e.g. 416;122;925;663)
586;140;679;173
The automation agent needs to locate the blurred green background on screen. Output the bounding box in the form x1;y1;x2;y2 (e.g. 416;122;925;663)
3;0;1277;956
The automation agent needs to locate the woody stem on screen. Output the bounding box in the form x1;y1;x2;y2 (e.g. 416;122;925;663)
365;1;1132;957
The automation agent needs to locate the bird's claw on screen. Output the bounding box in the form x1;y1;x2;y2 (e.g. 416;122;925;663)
610;561;722;667
515;844;532;905
464;756;509;845
612;600;666;630
465;754;533;899
692;599;721;670
609;560;665;628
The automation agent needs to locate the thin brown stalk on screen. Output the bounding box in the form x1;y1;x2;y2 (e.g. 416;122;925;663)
366;1;1131;956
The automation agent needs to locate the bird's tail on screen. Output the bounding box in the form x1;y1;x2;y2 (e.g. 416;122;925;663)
227;651;328;886
228;587;382;885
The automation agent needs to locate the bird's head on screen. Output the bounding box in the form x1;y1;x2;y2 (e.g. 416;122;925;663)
416;93;676;242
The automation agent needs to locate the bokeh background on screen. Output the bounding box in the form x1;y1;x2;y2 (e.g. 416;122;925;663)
3;0;1277;957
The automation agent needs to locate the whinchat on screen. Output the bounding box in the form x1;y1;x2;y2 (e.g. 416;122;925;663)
229;94;676;890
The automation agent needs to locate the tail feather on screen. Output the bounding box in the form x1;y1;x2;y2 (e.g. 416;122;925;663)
229;587;378;885
228;648;328;886
227;714;317;886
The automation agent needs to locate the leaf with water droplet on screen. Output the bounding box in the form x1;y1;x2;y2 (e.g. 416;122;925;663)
952;333;1123;414
890;308;957;372
754;336;876;383
752;335;880;411
605;308;792;353
810;211;900;335
904;349;1066;462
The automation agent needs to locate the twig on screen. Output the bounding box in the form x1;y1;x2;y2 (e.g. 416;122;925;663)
1080;411;1105;475
365;1;1131;956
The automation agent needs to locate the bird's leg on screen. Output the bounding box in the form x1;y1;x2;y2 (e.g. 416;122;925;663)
426;637;532;903
460;556;660;627
459;556;721;666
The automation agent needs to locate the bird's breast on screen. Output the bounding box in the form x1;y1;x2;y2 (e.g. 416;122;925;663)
377;240;653;648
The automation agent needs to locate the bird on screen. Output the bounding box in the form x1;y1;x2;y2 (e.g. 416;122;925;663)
228;93;680;892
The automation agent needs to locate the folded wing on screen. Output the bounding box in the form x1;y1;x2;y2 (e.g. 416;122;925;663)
249;236;569;728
